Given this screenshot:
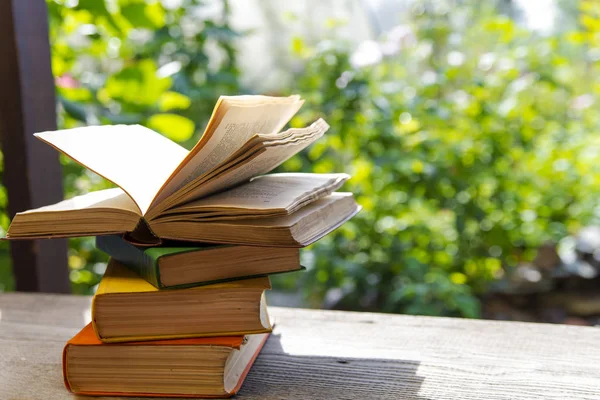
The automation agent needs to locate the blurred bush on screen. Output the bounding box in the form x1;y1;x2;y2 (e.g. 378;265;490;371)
3;0;600;318
277;0;600;316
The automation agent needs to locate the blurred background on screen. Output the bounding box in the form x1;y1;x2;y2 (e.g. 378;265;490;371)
3;0;600;325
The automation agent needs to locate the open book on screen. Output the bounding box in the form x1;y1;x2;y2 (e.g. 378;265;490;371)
6;95;359;246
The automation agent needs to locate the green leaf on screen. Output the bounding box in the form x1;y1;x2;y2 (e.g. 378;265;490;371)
59;87;93;102
121;2;165;29
75;0;121;33
158;91;191;111
75;0;109;14
102;59;171;106
203;21;240;40
102;113;144;125
145;2;166;27
291;36;306;56
147;114;195;142
59;96;87;122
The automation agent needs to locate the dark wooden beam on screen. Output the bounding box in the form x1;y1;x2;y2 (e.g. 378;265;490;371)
0;0;69;293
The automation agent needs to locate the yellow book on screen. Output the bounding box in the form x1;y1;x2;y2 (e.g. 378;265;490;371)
92;259;272;343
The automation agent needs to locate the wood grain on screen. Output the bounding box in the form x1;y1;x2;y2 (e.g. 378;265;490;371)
1;293;600;399
0;0;69;293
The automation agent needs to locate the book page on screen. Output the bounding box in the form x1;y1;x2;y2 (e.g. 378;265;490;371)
150;96;304;209
18;188;140;215
227;192;357;227
6;188;142;239
191;124;326;187
35;125;188;215
171;173;349;213
167;120;328;207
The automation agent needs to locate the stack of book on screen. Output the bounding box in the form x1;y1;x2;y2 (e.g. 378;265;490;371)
6;95;359;397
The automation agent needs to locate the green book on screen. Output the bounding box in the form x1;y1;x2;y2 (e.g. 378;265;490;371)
96;235;302;289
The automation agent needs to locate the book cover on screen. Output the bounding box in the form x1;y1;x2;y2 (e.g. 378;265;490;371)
95;235;304;289
92;260;272;342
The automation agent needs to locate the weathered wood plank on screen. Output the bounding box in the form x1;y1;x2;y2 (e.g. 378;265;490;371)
1;293;600;399
0;0;69;292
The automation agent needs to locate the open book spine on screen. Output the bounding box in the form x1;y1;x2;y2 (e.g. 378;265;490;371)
124;217;163;247
95;235;161;288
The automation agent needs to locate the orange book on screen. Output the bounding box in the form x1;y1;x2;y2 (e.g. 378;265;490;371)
62;324;269;398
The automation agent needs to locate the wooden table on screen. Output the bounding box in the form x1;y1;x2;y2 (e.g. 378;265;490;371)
1;293;600;400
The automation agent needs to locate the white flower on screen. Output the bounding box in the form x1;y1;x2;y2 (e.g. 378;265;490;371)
422;71;437;85
157;61;182;78
447;51;465;66
571;94;594;110
380;25;416;56
350;40;383;68
478;52;496;71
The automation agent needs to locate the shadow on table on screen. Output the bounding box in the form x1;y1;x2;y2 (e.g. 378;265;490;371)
239;333;425;400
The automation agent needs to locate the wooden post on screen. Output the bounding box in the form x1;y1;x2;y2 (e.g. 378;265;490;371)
0;0;70;293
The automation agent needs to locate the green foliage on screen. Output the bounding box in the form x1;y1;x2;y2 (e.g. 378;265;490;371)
0;150;13;291
4;0;600;321
275;0;600;317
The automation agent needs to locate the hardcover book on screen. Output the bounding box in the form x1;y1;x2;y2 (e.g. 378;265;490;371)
6;95;359;246
63;323;269;398
92;259;272;343
96;235;303;289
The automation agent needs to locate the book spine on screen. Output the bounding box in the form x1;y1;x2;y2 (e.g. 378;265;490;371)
95;235;162;288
